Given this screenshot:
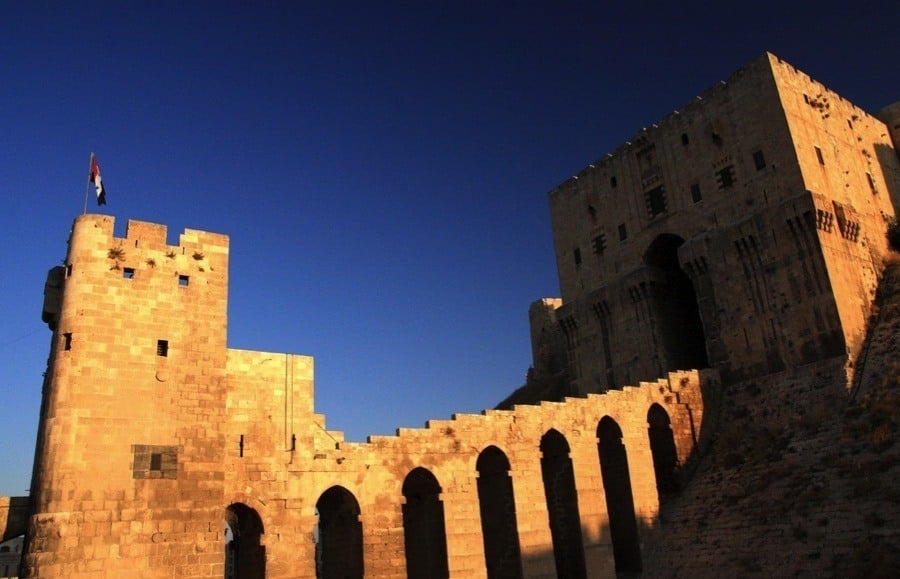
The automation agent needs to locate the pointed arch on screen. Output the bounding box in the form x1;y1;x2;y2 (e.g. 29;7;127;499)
315;486;363;578
648;403;679;494
476;446;523;579
225;503;265;579
402;467;449;579
597;417;642;573
540;429;587;578
643;233;709;371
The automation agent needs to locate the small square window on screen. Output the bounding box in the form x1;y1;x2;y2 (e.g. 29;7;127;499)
132;444;178;479
753;150;766;171
63;333;72;351
815;146;825;165
618;224;628;241
592;234;606;255
178;275;189;287
123;268;135;279
646;185;667;217
573;248;582;266
716;165;736;189
691;184;702;203
156;340;168;357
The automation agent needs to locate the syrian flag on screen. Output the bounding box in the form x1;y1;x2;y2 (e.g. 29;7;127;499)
89;154;107;206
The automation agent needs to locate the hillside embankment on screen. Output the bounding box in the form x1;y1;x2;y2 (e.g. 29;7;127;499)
643;260;900;577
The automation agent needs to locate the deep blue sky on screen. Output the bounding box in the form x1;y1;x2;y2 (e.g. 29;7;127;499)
1;1;897;495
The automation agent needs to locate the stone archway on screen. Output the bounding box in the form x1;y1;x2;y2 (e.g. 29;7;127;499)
402;467;450;579
476;446;523;579
597;417;642;573
643;233;709;372
225;503;265;579
316;486;363;578
540;429;587;579
648;403;679;495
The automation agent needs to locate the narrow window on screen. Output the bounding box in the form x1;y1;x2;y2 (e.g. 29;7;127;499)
815;146;824;165
618;224;628;241
592;234;606;255
65;264;72;278
573;248;582;266
690;183;702;203
753;150;766;171
866;172;876;194
63;333;72;351
681;133;689;146
610;176;617;188
178;275;189;287
149;453;162;471
156;340;168;357
123;267;135;279
803;93;810;104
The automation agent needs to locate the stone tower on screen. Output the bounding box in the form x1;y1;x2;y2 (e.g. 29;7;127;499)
24;216;711;578
28;215;231;576
541;53;899;394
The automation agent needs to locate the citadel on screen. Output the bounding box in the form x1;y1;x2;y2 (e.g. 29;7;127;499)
1;53;899;577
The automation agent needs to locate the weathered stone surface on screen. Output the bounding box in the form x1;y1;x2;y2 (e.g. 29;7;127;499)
534;52;897;396
12;52;900;577
22;214;710;577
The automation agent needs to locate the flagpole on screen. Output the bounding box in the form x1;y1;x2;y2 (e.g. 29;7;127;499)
83;152;94;215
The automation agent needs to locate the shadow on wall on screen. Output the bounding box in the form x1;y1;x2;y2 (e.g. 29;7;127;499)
517;518;667;579
0;497;30;542
874;143;900;215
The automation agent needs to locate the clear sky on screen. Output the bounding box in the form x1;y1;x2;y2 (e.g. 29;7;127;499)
1;1;897;496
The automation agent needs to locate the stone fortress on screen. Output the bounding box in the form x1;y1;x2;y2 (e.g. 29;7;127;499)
514;53;898;403
3;52;898;577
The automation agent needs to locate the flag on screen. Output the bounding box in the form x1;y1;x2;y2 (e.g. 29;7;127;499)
89;154;107;206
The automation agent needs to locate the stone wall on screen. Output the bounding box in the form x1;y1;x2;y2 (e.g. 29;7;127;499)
542;53;898;393
25;215;230;577
0;496;29;542
23;215;713;577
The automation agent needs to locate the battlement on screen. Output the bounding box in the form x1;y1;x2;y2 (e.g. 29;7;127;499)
554;51;895;197
75;213;229;254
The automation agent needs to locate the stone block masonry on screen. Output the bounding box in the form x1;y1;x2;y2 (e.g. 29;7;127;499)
17;52;898;577
542;52;898;394
23;214;712;578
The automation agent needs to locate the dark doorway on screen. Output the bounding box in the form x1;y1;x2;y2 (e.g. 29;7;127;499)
316;486;364;578
402;467;450;579
643;234;709;371
540;429;587;579
647;404;679;495
597;417;642;573
225;503;265;579
476;446;524;579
